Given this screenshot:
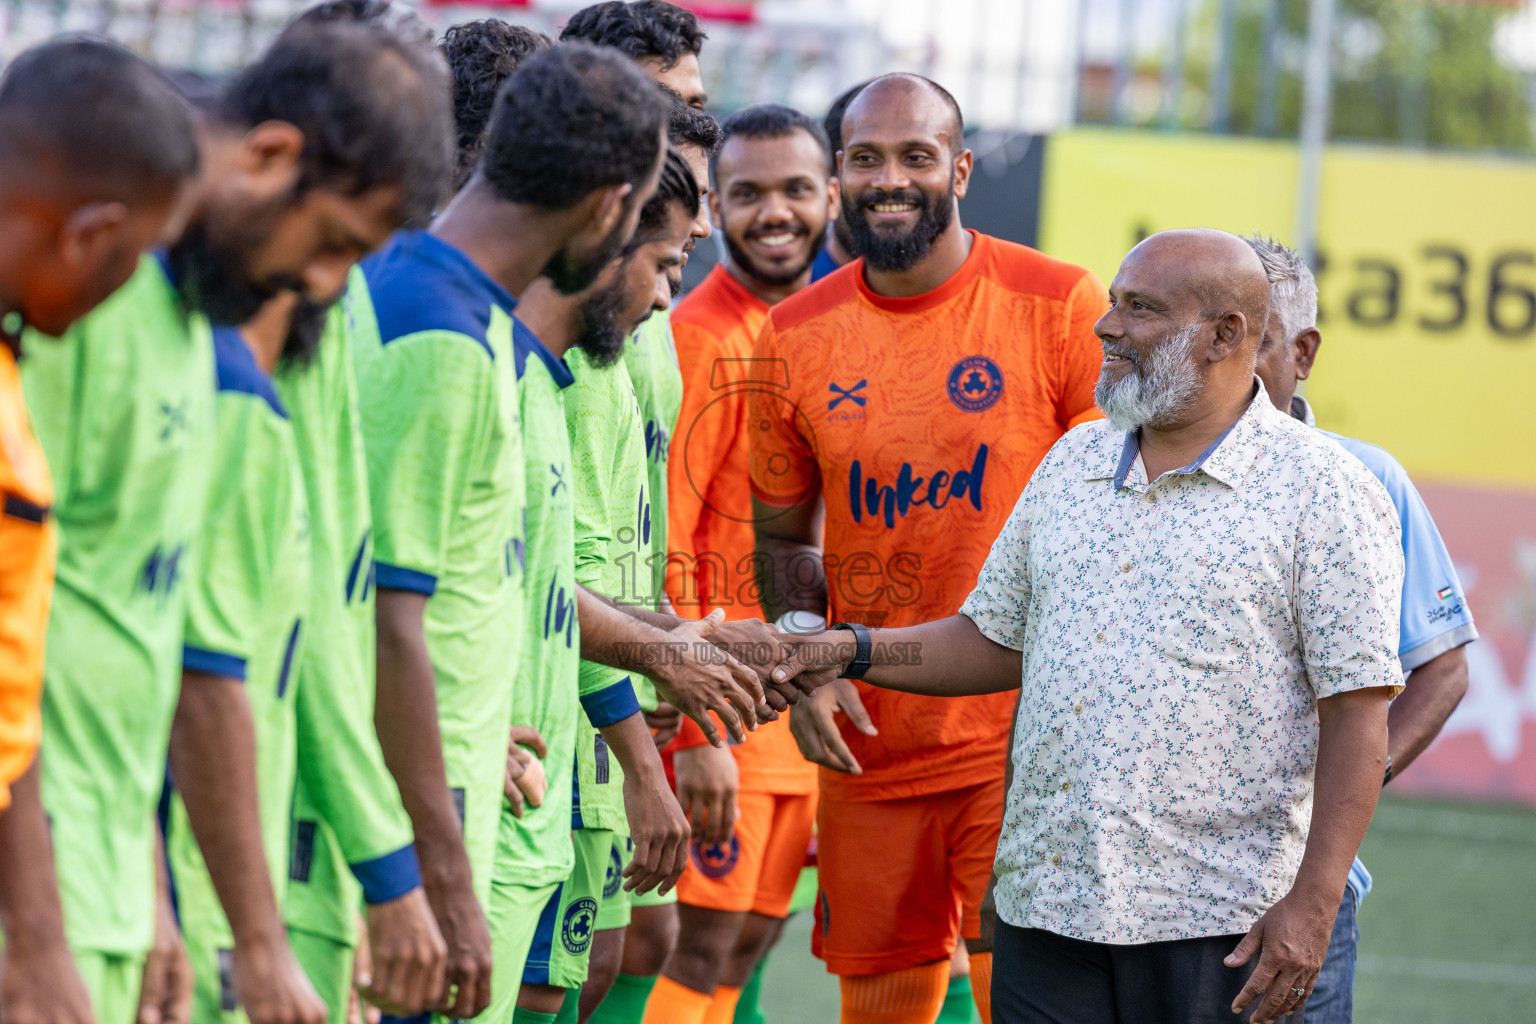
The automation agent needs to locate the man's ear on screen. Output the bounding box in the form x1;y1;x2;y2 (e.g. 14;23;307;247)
825;177;842;222
240;121;305;190
586;181;633;242
58;202;130;270
950;148;974;201
1209;311;1249;362
1293;327;1323;381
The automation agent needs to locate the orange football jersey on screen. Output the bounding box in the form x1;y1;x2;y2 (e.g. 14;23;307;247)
748;231;1107;802
668;264;816;795
0;341;55;810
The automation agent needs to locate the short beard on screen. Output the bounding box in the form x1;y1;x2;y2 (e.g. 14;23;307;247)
845;181;954;273
572;269;633;369
278;296;334;370
724;226;823;289
1094;322;1203;431
544;215;631;296
169;222;292;326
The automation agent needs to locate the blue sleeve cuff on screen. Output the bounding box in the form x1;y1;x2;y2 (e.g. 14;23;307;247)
182;646;247;681
351;844;422;905
374;562;437;596
580;677;642;728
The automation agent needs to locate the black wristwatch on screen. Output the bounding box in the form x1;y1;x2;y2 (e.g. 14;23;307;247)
831;622;871;680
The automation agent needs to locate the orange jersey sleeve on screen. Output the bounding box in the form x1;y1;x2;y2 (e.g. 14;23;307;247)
0;344;55;810
752;233;1107;802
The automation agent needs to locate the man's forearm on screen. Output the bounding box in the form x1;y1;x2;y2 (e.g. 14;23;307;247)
1290;687;1392;905
597;712;668;784
169;673;285;948
373;598;470;889
0;759;67;949
791;616;1022;697
583;586;680;631
1387;647;1469;775
577;588;686;675
752;495;826;623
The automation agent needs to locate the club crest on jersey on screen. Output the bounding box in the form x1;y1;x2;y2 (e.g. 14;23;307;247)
561;897;598;955
947;356;1004;412
604;845;623;900
690;836;740;879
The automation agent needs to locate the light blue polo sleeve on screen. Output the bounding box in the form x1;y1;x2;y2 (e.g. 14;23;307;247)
1325;431;1477;671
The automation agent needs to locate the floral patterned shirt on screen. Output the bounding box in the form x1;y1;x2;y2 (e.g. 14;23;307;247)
960;381;1404;944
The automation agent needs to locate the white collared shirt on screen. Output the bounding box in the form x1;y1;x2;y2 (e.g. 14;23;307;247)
960;382;1404;944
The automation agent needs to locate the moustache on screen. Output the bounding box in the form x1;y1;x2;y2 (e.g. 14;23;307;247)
854;188;929;214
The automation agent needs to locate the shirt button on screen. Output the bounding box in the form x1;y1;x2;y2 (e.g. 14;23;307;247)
1074;703;1084;715
1094;632;1106;643
1061;781;1071;793
1146;493;1157;504
1051;853;1063;866
1120;561;1132;573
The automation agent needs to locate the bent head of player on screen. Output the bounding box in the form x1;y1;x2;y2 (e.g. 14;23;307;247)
665;91;722;266
442;19;552;191
575;147;698;366
169;17;453;325
839;73;972;274
0;37;199;337
561;0;708;108
1094;229;1271;431
477;42;668;294
711;104;838;296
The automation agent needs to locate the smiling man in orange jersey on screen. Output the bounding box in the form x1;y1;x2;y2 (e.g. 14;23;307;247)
747;74;1107;1024
646;104;840;1024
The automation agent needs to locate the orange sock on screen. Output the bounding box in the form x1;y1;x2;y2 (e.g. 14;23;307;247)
701;986;741;1024
640;976;712;1024
839;961;950;1024
968;952;993;1024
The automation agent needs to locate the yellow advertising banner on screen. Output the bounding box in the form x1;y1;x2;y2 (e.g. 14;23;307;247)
1038;127;1536;489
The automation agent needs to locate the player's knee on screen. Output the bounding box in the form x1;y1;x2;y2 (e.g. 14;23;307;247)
621;906;679;976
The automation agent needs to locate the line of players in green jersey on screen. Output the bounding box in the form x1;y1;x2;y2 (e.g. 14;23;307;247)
1;7;799;1024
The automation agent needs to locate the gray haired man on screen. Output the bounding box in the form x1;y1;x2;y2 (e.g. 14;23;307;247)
1247;234;1475;1024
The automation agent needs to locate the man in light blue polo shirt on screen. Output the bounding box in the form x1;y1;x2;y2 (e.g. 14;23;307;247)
1247;234;1476;1024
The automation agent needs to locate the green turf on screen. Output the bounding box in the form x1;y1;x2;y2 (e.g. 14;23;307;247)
756;795;1536;1022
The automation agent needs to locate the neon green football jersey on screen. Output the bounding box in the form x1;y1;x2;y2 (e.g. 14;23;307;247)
563;347;652;832
354;231;525;903
282;269;418;946
18;255;216;957
165;323;311;952
494;320;580;888
621;310;682;615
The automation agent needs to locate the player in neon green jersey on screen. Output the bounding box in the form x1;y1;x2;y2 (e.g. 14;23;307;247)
357;44;679;1024
19;20;450;1024
163;321;312;1024
0;39;201;1024
508;148;699;1024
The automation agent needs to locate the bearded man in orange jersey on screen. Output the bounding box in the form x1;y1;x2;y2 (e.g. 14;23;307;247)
748;74;1108;1024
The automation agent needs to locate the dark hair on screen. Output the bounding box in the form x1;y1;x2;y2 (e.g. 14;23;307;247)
222;20;453;227
292;0;436;46
559;0;705;70
823;80;870;168
481;42;667;210
710;103;830;183
0;36;200;203
666;87;722;154
441;20;552;190
633;147;699;241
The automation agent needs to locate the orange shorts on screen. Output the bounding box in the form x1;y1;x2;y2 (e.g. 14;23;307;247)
812;777;1004;977
676;790;816;918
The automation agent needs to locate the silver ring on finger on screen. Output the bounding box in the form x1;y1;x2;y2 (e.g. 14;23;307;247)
1290;987;1307;998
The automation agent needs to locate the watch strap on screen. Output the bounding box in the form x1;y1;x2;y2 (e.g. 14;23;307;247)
831;621;872;680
